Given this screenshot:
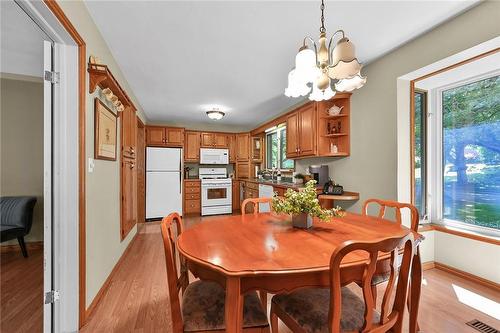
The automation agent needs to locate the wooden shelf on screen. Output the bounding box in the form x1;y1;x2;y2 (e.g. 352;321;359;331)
318;191;360;201
320;114;349;119
322;133;348;138
320;152;349;157
88;62;134;109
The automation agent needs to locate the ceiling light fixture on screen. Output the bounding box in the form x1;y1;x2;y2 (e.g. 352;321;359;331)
285;0;366;101
206;108;225;120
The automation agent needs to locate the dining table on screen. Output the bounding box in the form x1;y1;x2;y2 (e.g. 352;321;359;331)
177;212;423;333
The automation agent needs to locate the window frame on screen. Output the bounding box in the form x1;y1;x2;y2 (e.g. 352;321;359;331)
265;125;294;171
413;89;428;220
430;70;500;238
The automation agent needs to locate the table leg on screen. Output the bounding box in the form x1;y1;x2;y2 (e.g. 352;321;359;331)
226;276;244;333
409;248;422;333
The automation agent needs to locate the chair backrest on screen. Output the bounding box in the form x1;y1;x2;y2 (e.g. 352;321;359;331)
241;197;273;215
0;196;37;232
362;198;419;232
160;212;189;333
329;234;415;333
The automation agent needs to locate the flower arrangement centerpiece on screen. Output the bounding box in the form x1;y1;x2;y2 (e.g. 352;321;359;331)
272;180;345;228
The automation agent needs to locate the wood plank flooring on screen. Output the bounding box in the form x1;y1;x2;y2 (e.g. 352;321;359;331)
81;219;500;333
1;247;43;333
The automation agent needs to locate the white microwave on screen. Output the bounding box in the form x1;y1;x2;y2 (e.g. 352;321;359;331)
200;148;229;165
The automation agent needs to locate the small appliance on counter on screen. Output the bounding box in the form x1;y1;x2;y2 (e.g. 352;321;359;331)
308;165;329;187
199;167;232;216
323;180;344;195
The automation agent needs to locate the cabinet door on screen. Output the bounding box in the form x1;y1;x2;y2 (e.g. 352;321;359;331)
236;162;250;178
201;132;214;147
251;136;263;162
228;134;237;163
121;158;136;239
232;180;240;211
286;112;299;158
214;133;228;148
184;131;200;162
146;127;165;146
298;104;316;156
236;133;250;161
165;127;184;147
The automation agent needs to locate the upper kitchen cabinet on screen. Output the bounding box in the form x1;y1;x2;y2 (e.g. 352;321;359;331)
286;111;299;158
184;131;201;162
146;126;184;147
251;136;263;162
236;133;250;161
201;132;229;148
297;102;316;156
228;134;237;163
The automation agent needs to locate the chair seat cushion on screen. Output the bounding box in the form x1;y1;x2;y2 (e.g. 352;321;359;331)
0;225;25;242
272;287;380;333
182;280;269;332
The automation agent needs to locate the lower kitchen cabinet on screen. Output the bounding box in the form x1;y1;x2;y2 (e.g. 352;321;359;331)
184;180;201;215
232;180;240;212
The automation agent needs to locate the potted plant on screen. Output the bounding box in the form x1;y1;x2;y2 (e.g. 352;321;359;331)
293;173;305;184
272;180;345;228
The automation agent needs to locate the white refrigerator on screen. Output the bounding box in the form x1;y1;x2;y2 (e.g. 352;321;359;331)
146;147;183;219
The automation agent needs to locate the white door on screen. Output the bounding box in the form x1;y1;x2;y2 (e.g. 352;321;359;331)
146;171;182;218
146;147;182;171
42;40;53;333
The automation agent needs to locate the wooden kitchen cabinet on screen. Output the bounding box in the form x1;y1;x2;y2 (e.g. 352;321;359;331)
228;134;237;163
251;136;263;162
285;103;317;158
121;106;137;240
214;133;228;148
201;132;228;148
232;180;240;212
184;131;201;162
236;162;250;179
146;126;184;147
201;132;214;147
236;133;250;161
184;180;201;215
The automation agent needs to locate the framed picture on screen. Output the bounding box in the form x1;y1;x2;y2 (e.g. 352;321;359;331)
94;98;117;160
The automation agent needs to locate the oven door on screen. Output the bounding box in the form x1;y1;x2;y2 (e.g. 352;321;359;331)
202;183;232;207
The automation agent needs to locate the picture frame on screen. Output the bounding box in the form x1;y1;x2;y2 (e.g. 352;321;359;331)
94;98;117;161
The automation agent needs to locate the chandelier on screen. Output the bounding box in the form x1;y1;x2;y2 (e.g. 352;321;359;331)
285;0;366;101
206;108;225;120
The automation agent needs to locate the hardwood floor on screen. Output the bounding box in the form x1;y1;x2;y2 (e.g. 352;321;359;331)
81;218;500;332
1;247;43;333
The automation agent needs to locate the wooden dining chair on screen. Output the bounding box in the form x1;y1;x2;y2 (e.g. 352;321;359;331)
241;197;273;215
270;233;415;333
362;198;420;329
160;212;270;333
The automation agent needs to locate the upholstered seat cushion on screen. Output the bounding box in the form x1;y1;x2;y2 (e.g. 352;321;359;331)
182;280;269;332
272;287;380;333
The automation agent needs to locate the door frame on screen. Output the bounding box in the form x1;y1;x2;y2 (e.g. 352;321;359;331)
16;0;86;330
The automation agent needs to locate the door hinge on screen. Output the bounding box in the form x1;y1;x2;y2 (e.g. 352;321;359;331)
44;290;60;304
44;70;60;84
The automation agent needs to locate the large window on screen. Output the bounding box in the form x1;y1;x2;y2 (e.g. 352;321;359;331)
266;125;294;170
413;90;427;219
441;75;500;230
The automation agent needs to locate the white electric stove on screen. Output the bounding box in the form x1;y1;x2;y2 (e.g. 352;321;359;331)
199;168;232;216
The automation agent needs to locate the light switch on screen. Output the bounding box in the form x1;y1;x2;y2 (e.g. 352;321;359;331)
88;158;95;173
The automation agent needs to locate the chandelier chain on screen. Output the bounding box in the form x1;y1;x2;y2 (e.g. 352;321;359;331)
319;0;326;33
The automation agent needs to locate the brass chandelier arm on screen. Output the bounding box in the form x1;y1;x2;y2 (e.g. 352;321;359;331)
327;29;346;67
302;36;319;67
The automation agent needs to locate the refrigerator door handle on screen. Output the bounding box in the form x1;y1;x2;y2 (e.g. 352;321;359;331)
179;157;182;194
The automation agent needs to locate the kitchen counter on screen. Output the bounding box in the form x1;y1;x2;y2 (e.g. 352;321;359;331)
238;178;322;191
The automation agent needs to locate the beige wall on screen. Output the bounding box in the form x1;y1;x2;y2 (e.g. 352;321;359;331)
57;1;147;308
297;1;500;212
0;77;44;244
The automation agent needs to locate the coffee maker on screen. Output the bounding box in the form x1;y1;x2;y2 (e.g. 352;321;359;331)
308;165;329;186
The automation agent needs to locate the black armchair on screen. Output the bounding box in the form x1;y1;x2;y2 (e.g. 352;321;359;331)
0;196;37;257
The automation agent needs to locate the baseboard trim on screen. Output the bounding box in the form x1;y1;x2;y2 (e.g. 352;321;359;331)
1;241;43;253
427;261;499;292
84;232;139;321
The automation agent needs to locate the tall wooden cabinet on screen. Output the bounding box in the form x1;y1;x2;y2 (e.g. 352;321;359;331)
184;131;201;162
121;106;137;239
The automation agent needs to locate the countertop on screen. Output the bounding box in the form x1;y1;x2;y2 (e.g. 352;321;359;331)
238;178;321;190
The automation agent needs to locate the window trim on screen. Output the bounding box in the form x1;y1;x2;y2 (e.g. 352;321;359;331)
413;89;427;219
265;125;294;171
430;70;500;237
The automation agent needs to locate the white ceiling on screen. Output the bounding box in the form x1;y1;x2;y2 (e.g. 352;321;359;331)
0;1;49;78
85;0;479;130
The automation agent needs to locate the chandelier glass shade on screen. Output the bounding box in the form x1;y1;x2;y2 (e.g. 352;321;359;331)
285;0;366;101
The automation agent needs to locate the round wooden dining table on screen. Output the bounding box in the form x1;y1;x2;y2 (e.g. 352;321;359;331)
177;212;422;333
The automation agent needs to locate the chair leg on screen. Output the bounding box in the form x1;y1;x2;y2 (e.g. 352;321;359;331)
17;236;28;258
371;284;378;305
407;282;420;331
259;290;268;310
270;303;279;333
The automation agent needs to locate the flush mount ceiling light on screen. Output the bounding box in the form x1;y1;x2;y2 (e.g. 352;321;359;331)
285;0;366;101
206;108;225;120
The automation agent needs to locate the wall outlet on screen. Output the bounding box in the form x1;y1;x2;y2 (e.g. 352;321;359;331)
88;158;95;173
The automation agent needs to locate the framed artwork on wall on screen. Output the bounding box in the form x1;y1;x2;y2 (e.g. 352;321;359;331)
94;98;117;161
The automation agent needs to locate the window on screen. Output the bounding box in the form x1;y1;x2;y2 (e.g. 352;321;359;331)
266;125;294;170
413;90;427;219
441;75;499;230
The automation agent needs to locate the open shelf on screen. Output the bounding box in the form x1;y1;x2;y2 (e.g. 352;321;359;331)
317;95;351;157
88;62;134;108
320;114;349;119
322;133;348;138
